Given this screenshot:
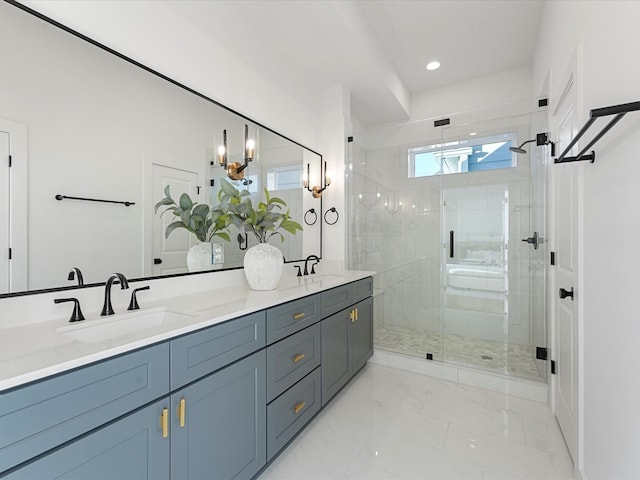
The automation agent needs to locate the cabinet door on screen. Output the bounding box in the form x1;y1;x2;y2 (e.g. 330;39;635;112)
351;297;373;374
321;308;351;406
171;350;266;480
5;400;169;480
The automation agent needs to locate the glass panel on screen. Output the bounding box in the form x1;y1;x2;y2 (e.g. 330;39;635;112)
346;100;547;381
346;119;443;361
440;107;547;380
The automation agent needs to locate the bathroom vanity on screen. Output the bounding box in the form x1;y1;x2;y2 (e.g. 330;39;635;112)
0;272;373;480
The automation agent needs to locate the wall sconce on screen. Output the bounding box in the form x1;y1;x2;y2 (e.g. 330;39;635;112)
217;124;255;181
304;161;331;198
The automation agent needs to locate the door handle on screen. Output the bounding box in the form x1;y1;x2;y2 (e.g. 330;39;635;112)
449;230;455;258
153;258;163;265
521;232;540;249
559;287;574;300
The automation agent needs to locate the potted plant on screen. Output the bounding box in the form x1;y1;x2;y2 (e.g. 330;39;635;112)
218;179;302;290
154;186;231;271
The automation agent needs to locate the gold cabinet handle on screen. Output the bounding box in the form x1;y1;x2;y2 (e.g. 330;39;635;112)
177;398;186;428
293;401;306;414
349;309;355;323
292;353;306;363
293;312;306;320
161;408;169;438
355;308;359;321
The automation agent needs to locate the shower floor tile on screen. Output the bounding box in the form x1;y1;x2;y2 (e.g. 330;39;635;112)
374;323;543;379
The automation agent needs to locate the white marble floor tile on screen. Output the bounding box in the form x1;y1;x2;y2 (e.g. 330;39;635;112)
258;363;574;480
522;419;571;458
444;423;574;479
486;390;557;426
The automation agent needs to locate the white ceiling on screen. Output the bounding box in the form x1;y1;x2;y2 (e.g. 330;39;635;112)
165;0;545;126
24;0;546;127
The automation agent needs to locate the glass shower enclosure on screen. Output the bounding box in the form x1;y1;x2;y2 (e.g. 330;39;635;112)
346;101;548;381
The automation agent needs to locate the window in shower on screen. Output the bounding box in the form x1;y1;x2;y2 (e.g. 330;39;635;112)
408;132;518;178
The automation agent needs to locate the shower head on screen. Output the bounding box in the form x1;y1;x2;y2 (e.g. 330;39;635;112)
509;138;536;154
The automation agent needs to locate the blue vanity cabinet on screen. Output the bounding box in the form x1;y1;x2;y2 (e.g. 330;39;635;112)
321;305;352;404
350;296;374;374
0;343;169;475
265;293;320;344
170;311;266;390
3;399;170;480
170;350;266;480
169;315;267;480
321;279;374;406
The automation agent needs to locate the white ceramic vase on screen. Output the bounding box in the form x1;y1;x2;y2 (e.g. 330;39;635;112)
186;242;212;272
243;243;284;291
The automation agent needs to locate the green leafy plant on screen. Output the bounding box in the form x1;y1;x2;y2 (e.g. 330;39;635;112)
218;178;303;243
154;186;231;243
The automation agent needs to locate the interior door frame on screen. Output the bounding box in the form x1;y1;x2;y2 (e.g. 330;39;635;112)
0;118;28;293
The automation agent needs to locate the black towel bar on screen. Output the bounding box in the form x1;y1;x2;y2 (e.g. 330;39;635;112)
555;100;640;164
55;194;135;207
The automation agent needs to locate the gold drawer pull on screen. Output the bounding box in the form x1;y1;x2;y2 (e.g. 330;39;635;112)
293;401;306;414
349;309;355;323
355;308;359;321
292;353;306;363
161;408;169;438
293;312;306;320
177;398;186;428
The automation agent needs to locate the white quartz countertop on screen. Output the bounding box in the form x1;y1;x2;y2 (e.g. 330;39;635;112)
0;270;373;392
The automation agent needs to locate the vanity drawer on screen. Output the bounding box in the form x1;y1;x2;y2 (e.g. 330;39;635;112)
170;311;266;389
320;277;373;318
266;294;320;344
352;277;374;305
266;323;321;402
0;342;169;475
266;367;321;461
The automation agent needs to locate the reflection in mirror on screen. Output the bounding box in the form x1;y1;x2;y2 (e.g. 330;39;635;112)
0;2;322;297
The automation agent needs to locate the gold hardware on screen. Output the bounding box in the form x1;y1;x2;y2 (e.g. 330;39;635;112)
355;308;359;321
293;353;306;363
293;401;306;414
293;312;306;320
178;398;186;428
350;309;355;323
161;408;169;438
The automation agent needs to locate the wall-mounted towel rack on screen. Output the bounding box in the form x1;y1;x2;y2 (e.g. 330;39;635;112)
555;100;640;164
55;194;135;207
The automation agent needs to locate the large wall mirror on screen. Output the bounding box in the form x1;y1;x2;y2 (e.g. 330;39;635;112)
0;1;323;297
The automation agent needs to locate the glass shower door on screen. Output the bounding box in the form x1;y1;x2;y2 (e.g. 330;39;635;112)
442;184;510;371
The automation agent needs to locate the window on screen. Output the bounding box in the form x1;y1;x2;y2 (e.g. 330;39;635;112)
266;165;303;191
408;133;517;178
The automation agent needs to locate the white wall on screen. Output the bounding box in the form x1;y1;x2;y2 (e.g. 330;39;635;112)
21;1;321;151
410;67;532;121
533;1;640;478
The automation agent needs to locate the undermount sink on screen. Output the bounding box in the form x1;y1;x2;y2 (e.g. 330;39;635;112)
56;307;197;343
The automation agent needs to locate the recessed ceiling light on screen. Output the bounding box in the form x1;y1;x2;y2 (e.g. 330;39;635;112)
426;61;440;71
469;132;477;136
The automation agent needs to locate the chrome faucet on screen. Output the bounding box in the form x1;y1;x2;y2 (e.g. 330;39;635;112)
303;255;320;276
101;273;129;316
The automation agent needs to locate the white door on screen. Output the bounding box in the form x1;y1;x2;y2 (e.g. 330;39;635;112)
0;131;9;293
151;164;200;276
551;71;580;464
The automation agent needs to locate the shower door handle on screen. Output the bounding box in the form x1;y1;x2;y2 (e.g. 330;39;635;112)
522;232;540;249
449;230;455;258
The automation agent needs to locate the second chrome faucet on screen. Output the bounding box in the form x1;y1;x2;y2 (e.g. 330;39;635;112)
101;273;129;316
